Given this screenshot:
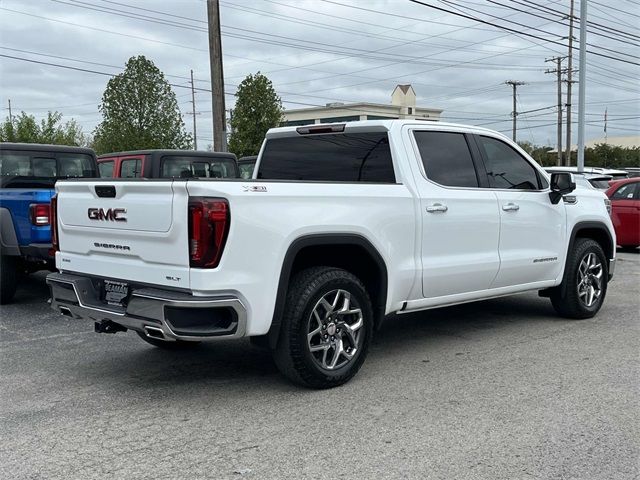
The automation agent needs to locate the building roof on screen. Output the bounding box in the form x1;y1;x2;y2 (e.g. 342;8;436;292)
550;135;640;152
283;102;443;115
585;135;640;149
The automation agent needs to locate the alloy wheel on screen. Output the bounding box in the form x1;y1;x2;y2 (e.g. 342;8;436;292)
576;252;603;308
307;289;364;370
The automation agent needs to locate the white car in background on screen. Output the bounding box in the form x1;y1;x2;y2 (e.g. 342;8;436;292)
545;169;613;190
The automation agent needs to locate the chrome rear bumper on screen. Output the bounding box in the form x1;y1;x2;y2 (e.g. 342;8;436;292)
47;272;247;342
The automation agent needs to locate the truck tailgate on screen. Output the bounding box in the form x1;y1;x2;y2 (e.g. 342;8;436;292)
55;180;190;289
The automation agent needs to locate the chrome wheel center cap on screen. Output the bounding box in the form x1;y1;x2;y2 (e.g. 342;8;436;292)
326;322;337;336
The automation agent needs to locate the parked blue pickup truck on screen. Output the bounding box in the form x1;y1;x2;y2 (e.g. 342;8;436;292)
0;143;98;303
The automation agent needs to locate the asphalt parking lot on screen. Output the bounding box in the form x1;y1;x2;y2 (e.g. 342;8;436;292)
1;251;638;480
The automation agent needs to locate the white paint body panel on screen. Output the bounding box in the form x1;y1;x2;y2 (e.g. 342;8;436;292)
492;190;566;288
54;120;616;337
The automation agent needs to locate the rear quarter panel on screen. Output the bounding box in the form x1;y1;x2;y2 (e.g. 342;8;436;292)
185;180;417;336
0;188;53;245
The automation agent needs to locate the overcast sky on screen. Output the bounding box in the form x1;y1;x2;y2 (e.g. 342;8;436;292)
0;0;638;149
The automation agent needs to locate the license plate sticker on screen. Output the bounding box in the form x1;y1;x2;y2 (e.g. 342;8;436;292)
104;280;129;306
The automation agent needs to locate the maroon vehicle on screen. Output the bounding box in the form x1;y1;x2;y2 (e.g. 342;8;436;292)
98;150;239;179
606;178;640;250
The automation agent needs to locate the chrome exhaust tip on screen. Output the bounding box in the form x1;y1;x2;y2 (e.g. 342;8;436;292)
144;326;167;340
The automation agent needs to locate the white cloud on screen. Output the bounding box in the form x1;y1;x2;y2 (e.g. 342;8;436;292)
0;0;637;147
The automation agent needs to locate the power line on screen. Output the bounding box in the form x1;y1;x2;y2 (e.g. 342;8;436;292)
0;52;444;122
47;0;554;70
408;0;640;66
591;0;640;19
486;0;640;49
517;0;640;42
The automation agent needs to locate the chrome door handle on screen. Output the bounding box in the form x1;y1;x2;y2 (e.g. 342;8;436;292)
502;203;520;211
426;203;448;213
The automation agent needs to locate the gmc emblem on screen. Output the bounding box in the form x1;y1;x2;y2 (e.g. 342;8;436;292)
88;208;127;222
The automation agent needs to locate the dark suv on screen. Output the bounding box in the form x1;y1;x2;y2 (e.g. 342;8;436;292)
98;150;239;179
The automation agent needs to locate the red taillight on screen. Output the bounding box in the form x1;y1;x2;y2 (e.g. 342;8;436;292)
188;197;229;268
50;195;59;254
29;203;50;226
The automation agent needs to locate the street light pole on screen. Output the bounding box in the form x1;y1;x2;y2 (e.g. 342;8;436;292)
576;0;588;173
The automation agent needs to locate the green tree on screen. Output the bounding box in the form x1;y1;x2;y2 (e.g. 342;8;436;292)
93;55;191;154
0;111;86;145
517;140;640;168
517;141;554;166
228;72;283;157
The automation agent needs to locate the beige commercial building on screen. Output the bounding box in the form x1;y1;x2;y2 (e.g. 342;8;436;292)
282;85;443;126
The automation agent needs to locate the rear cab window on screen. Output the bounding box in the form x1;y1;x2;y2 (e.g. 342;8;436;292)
160;155;237;179
589;178;612;189
1;149;96;188
257;131;396;182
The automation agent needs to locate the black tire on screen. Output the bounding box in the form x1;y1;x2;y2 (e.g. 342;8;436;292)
551;238;608;319
0;255;18;305
136;331;200;350
273;266;373;389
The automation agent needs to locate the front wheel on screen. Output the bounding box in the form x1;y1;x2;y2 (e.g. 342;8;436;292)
273;266;373;389
551;238;608;319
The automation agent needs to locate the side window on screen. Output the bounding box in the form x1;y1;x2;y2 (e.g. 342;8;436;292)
478;136;541;190
98;161;114;178
612;183;637;200
120;158;142;178
413;131;478;188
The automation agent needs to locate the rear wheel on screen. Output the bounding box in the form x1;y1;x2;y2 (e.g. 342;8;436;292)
551;238;608;319
136;331;200;350
273;266;373;389
0;255;18;304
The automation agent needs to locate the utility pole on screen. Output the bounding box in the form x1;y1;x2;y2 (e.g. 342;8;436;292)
207;0;227;152
7;99;13;124
189;69;198;150
505;80;526;142
576;0;588;173
565;0;576;166
545;57;565;166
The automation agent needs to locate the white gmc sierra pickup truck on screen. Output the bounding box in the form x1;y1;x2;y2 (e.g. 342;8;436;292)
47;120;616;388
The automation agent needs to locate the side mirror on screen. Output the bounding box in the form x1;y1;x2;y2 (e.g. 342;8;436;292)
549;172;576;204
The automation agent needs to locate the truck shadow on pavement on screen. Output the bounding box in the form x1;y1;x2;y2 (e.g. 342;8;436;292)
378;293;558;342
11;271;51;304
71;292;566;394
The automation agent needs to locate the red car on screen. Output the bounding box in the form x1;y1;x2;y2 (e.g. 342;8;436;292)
606;178;640;249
